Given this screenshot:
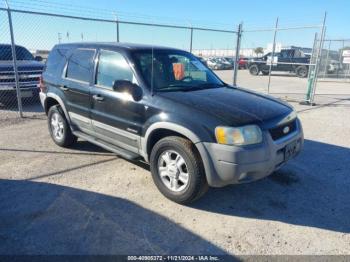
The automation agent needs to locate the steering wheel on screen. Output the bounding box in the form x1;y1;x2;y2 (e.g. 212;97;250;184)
180;76;193;82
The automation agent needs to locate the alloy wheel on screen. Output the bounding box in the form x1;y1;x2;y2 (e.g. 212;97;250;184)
158;150;189;192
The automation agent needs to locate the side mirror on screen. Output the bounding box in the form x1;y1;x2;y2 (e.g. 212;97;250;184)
113;80;143;102
34;56;43;62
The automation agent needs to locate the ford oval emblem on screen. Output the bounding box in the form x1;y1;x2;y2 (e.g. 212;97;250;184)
283;126;290;134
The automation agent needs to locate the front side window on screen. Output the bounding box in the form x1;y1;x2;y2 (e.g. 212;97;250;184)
66;49;95;83
133;50;224;92
96;50;134;89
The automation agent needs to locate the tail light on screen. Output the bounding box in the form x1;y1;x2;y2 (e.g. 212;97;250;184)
39;75;46;92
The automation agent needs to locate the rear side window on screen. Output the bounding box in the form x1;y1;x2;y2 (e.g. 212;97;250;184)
96;50;133;89
66;49;95;83
45;48;68;75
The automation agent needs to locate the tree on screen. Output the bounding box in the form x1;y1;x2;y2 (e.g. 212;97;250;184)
254;47;264;57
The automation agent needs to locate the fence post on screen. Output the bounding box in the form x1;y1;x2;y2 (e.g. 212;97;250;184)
114;13;120;42
267;17;279;94
189;27;193;53
5;1;23;117
303;33;318;105
116;20;120;42
309;12;327;105
233;23;242;86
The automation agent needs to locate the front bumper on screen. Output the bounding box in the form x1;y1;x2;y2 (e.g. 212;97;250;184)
196;118;304;187
39;91;46;109
0;85;40;100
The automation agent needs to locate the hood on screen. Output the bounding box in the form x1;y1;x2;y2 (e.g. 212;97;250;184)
0;60;44;72
251;57;265;62
158;87;292;127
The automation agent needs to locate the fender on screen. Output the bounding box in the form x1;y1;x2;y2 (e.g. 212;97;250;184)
140;122;202;161
45;92;71;123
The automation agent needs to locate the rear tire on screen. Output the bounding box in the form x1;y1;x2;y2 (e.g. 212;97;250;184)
48;105;77;147
249;65;260;76
296;66;308;78
150;136;208;204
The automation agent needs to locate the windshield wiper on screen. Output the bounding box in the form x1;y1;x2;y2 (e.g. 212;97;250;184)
157;85;189;92
157;83;227;92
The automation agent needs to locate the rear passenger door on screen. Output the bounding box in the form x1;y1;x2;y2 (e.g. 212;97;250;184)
62;48;96;134
90;49;145;153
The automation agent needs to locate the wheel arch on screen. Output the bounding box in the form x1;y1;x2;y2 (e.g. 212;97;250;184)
44;93;70;122
141;122;202;162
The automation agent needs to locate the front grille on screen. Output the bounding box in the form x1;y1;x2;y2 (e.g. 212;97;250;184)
0;71;42;89
269;120;297;140
0;77;40;83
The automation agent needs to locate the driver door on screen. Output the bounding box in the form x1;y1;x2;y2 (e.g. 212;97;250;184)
90;49;145;153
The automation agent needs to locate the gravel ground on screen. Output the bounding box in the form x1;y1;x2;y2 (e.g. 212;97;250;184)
0;71;349;255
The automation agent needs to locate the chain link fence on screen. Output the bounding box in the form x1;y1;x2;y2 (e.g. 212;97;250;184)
0;8;20;120
236;17;326;104
1;5;345;123
306;37;350;104
318;39;350;82
0;7;240;123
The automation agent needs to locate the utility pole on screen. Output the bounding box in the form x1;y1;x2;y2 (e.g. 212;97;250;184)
233;23;242;86
267;17;279;94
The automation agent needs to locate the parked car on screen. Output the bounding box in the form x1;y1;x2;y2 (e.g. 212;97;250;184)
40;42;304;204
248;49;310;77
216;57;232;69
327;60;342;74
196;56;208;67
238;57;249;69
0;44;44;104
206;57;226;70
223;56;235;67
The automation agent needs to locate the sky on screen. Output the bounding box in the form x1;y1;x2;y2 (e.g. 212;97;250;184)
1;0;349;51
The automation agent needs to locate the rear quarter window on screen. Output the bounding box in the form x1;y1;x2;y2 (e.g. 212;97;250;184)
45;48;68;75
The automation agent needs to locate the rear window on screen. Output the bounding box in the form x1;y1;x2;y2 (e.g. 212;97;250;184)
45;48;68;75
66;49;95;83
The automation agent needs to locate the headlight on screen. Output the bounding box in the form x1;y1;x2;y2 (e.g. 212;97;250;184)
215;125;262;146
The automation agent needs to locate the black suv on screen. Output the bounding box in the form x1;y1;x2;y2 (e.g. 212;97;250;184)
248;49;310;78
40;42;303;204
0;44;44;104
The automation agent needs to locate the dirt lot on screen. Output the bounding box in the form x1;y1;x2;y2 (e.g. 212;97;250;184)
218;70;350;101
0;72;350;255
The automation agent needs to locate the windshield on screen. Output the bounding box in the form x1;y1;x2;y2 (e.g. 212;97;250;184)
0;45;35;61
133;50;225;92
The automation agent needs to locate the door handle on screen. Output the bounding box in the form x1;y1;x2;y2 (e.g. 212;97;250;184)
60;85;69;91
92;94;104;102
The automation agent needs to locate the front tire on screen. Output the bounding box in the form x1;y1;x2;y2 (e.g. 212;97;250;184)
150;136;208;204
48;105;77;147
